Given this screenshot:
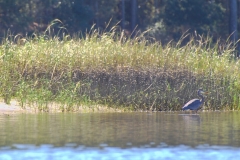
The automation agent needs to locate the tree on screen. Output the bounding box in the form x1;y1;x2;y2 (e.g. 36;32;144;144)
131;0;137;32
229;0;239;56
39;0;94;33
88;0;119;30
0;0;32;35
162;0;227;40
121;0;125;29
229;0;238;41
0;0;234;44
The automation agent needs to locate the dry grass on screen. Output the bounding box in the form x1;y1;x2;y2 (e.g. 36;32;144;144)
0;27;240;111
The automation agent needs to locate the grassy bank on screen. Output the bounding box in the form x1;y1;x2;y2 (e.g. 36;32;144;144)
0;28;240;112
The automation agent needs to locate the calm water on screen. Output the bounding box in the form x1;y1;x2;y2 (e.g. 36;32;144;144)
0;111;240;159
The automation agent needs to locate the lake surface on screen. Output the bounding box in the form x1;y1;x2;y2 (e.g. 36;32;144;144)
0;111;240;159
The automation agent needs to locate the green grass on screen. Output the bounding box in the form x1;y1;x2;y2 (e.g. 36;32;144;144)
0;27;240;112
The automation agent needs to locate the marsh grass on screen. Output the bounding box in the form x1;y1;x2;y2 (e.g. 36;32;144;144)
0;26;240;111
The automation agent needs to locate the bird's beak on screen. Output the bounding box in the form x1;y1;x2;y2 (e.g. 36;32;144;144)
202;91;209;95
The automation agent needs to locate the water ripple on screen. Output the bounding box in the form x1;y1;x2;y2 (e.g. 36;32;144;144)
0;144;240;160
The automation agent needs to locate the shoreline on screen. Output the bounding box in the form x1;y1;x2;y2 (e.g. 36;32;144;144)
0;100;237;114
0;100;24;114
0;100;124;114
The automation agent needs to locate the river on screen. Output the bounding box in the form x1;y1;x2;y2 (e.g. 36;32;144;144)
0;111;240;159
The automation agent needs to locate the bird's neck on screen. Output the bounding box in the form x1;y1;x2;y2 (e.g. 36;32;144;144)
199;94;204;103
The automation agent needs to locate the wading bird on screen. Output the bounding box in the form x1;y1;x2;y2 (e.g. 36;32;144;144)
182;89;208;113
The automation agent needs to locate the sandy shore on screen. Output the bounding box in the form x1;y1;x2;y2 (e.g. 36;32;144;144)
0;99;123;114
0;100;64;114
0;100;24;114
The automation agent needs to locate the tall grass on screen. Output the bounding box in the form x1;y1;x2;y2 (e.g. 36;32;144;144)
0;27;240;111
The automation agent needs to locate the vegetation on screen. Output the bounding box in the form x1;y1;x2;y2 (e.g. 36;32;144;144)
0;0;230;43
0;23;240;112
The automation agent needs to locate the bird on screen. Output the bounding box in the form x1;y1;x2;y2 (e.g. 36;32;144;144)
182;89;208;113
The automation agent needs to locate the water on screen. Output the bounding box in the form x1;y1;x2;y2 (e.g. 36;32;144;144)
0;111;240;159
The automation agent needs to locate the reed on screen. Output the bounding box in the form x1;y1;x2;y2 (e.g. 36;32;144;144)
0;26;240;111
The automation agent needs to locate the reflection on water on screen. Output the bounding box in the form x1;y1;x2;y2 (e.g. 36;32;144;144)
181;114;201;127
0;111;240;159
1;144;240;160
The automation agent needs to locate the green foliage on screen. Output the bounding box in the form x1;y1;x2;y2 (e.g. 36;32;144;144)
162;0;227;39
47;0;94;32
88;0;120;29
0;0;32;34
0;0;231;43
0;0;94;36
